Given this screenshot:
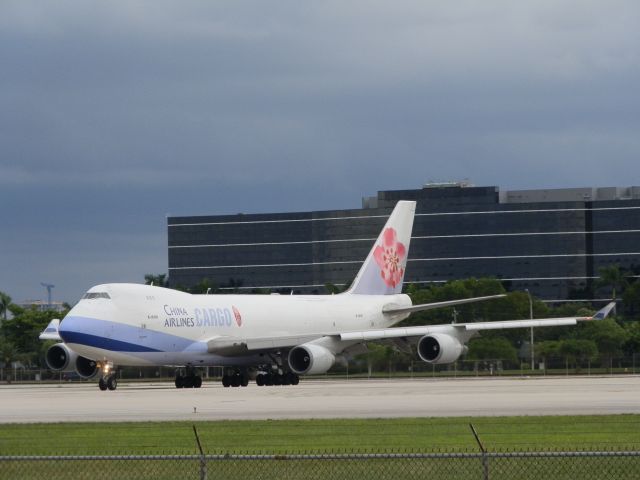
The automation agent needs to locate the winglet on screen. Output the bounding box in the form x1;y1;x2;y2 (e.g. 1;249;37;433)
591;302;616;320
39;319;62;341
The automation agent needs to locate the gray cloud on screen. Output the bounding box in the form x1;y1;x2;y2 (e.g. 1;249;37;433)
1;1;639;302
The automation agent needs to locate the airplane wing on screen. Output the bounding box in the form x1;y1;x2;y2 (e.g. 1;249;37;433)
39;319;62;341
207;302;616;354
340;302;616;342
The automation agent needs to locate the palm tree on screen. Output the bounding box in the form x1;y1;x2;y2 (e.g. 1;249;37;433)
0;292;11;321
0;338;17;367
596;265;628;299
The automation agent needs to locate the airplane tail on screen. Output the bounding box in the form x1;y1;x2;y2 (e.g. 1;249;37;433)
347;200;416;295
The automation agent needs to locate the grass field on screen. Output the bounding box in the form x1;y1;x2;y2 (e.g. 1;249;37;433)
2;417;639;480
1;415;640;456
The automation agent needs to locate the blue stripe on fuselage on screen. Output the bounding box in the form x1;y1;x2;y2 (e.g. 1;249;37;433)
59;315;197;353
60;330;161;352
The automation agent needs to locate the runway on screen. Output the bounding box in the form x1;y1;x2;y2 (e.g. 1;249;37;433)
1;376;639;423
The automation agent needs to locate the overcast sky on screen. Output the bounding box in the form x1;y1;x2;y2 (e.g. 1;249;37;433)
1;1;639;304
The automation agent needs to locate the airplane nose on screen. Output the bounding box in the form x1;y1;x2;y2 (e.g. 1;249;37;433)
57;313;83;343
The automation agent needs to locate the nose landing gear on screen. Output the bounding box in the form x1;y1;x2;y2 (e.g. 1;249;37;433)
97;363;117;391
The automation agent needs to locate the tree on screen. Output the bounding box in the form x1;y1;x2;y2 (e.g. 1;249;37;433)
622;282;640;317
405;278;507;326
0;337;18;367
222;278;244;293
596;265;628;300
536;340;562;365
191;278;218;294
359;343;411;374
0;338;18;383
622;322;640;356
0;307;63;366
578;319;630;364
468;337;518;365
558;339;598;370
144;274;168;287
0;291;11;320
324;283;343;295
324;282;352;294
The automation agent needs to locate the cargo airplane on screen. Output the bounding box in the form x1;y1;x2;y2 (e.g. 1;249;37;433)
40;201;615;391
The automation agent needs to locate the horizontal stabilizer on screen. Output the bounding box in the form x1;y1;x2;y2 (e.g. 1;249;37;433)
39;319;62;341
383;294;506;315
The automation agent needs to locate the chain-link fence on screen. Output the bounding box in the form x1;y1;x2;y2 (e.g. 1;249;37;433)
3;352;640;383
1;450;640;480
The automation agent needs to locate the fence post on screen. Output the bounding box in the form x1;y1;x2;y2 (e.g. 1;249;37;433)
193;425;207;480
469;423;489;480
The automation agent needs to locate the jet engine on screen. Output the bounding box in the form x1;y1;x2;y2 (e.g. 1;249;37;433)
45;343;98;378
417;334;466;364
75;356;99;378
288;344;336;375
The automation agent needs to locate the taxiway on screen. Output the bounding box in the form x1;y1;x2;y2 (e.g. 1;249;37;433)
1;376;638;423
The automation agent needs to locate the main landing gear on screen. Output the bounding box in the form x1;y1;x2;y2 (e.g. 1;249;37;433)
255;371;299;386
175;367;203;389
219;368;299;387
221;370;249;388
97;363;117;391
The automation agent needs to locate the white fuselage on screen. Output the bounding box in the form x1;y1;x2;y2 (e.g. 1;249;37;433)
59;283;412;367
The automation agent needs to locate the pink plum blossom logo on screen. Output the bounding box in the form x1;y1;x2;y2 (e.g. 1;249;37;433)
232;306;242;327
373;227;406;288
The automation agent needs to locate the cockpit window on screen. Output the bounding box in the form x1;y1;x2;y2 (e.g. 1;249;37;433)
82;292;111;300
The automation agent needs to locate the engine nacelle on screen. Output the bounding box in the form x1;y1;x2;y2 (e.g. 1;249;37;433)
288;344;336;375
46;343;77;371
45;343;98;378
75;356;99;378
417;334;466;364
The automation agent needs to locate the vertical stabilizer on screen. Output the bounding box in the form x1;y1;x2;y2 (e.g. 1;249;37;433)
348;200;416;295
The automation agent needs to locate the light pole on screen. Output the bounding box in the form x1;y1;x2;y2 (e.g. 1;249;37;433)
526;289;534;370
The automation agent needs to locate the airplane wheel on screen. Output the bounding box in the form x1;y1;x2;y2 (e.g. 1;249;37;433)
222;375;231;387
256;374;265;386
194;376;202;388
183;376;194;388
273;374;283;386
240;374;249;387
98;378;107;391
291;374;300;386
175;376;184;388
231;374;241;387
107;376;117;391
265;374;274;386
284;372;294;385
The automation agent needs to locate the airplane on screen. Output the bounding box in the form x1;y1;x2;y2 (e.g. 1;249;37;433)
40;200;616;391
